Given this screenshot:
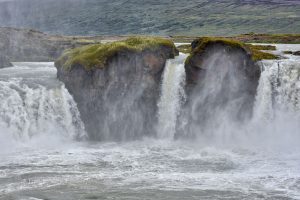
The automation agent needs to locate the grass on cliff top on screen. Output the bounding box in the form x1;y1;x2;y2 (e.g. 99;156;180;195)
177;41;276;54
177;44;192;54
185;37;278;64
171;34;300;44
246;44;276;51
235;33;300;44
57;37;176;71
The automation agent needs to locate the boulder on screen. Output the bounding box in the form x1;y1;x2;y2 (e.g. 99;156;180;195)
55;37;178;141
185;37;261;86
178;38;262;138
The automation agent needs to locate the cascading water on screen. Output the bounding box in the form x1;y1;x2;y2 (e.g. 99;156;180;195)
0;62;86;143
250;56;300;149
1;45;300;200
254;59;300;118
157;53;187;138
170;45;300;149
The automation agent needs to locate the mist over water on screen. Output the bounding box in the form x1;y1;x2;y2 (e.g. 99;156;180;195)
0;45;300;199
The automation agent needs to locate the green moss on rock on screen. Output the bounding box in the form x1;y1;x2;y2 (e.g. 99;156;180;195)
186;37;278;65
56;37;176;71
246;44;276;51
177;44;192;54
249;48;278;61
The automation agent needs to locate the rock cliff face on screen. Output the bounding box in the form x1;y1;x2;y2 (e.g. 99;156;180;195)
178;38;261;138
185;38;260;88
55;38;178;141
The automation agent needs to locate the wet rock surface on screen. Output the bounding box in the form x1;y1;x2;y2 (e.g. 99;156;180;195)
179;40;261;138
56;44;178;141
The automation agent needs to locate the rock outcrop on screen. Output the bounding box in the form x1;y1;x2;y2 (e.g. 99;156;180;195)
185;38;261;86
0;27;106;62
0;55;12;68
178;38;262;138
55;37;178;141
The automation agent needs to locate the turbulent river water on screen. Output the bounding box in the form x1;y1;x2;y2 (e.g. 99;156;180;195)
0;45;300;200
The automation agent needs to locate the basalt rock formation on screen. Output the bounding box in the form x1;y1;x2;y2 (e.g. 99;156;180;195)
55;37;178;141
185;38;262;87
178;38;263;138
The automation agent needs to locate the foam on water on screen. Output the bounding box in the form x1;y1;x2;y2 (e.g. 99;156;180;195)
1;139;299;199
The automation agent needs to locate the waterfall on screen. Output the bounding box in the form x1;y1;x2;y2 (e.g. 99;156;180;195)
250;58;300;148
254;59;300;120
0;63;86;142
1;48;299;145
157;53;187;139
169;45;300;147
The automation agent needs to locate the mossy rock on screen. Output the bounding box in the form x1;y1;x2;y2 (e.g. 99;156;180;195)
249;48;278;61
186;37;278;65
246;44;276;51
56;37;176;71
177;44;192;54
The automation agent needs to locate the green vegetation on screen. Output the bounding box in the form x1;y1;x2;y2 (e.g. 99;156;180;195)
170;34;300;44
185;37;278;65
234;33;300;44
56;37;176;71
249;48;278;61
177;44;192;54
178;43;276;54
246;44;276;51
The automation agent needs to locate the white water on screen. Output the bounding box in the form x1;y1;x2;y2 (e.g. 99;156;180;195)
249;54;300;151
157;53;187;138
0;45;300;200
0;63;86;147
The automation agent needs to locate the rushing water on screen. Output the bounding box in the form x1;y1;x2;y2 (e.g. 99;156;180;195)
157;53;187;139
0;45;300;200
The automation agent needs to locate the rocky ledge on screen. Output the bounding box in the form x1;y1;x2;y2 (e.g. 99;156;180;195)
55;37;178;140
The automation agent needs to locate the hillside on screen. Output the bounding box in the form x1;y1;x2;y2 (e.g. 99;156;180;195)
0;0;299;36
